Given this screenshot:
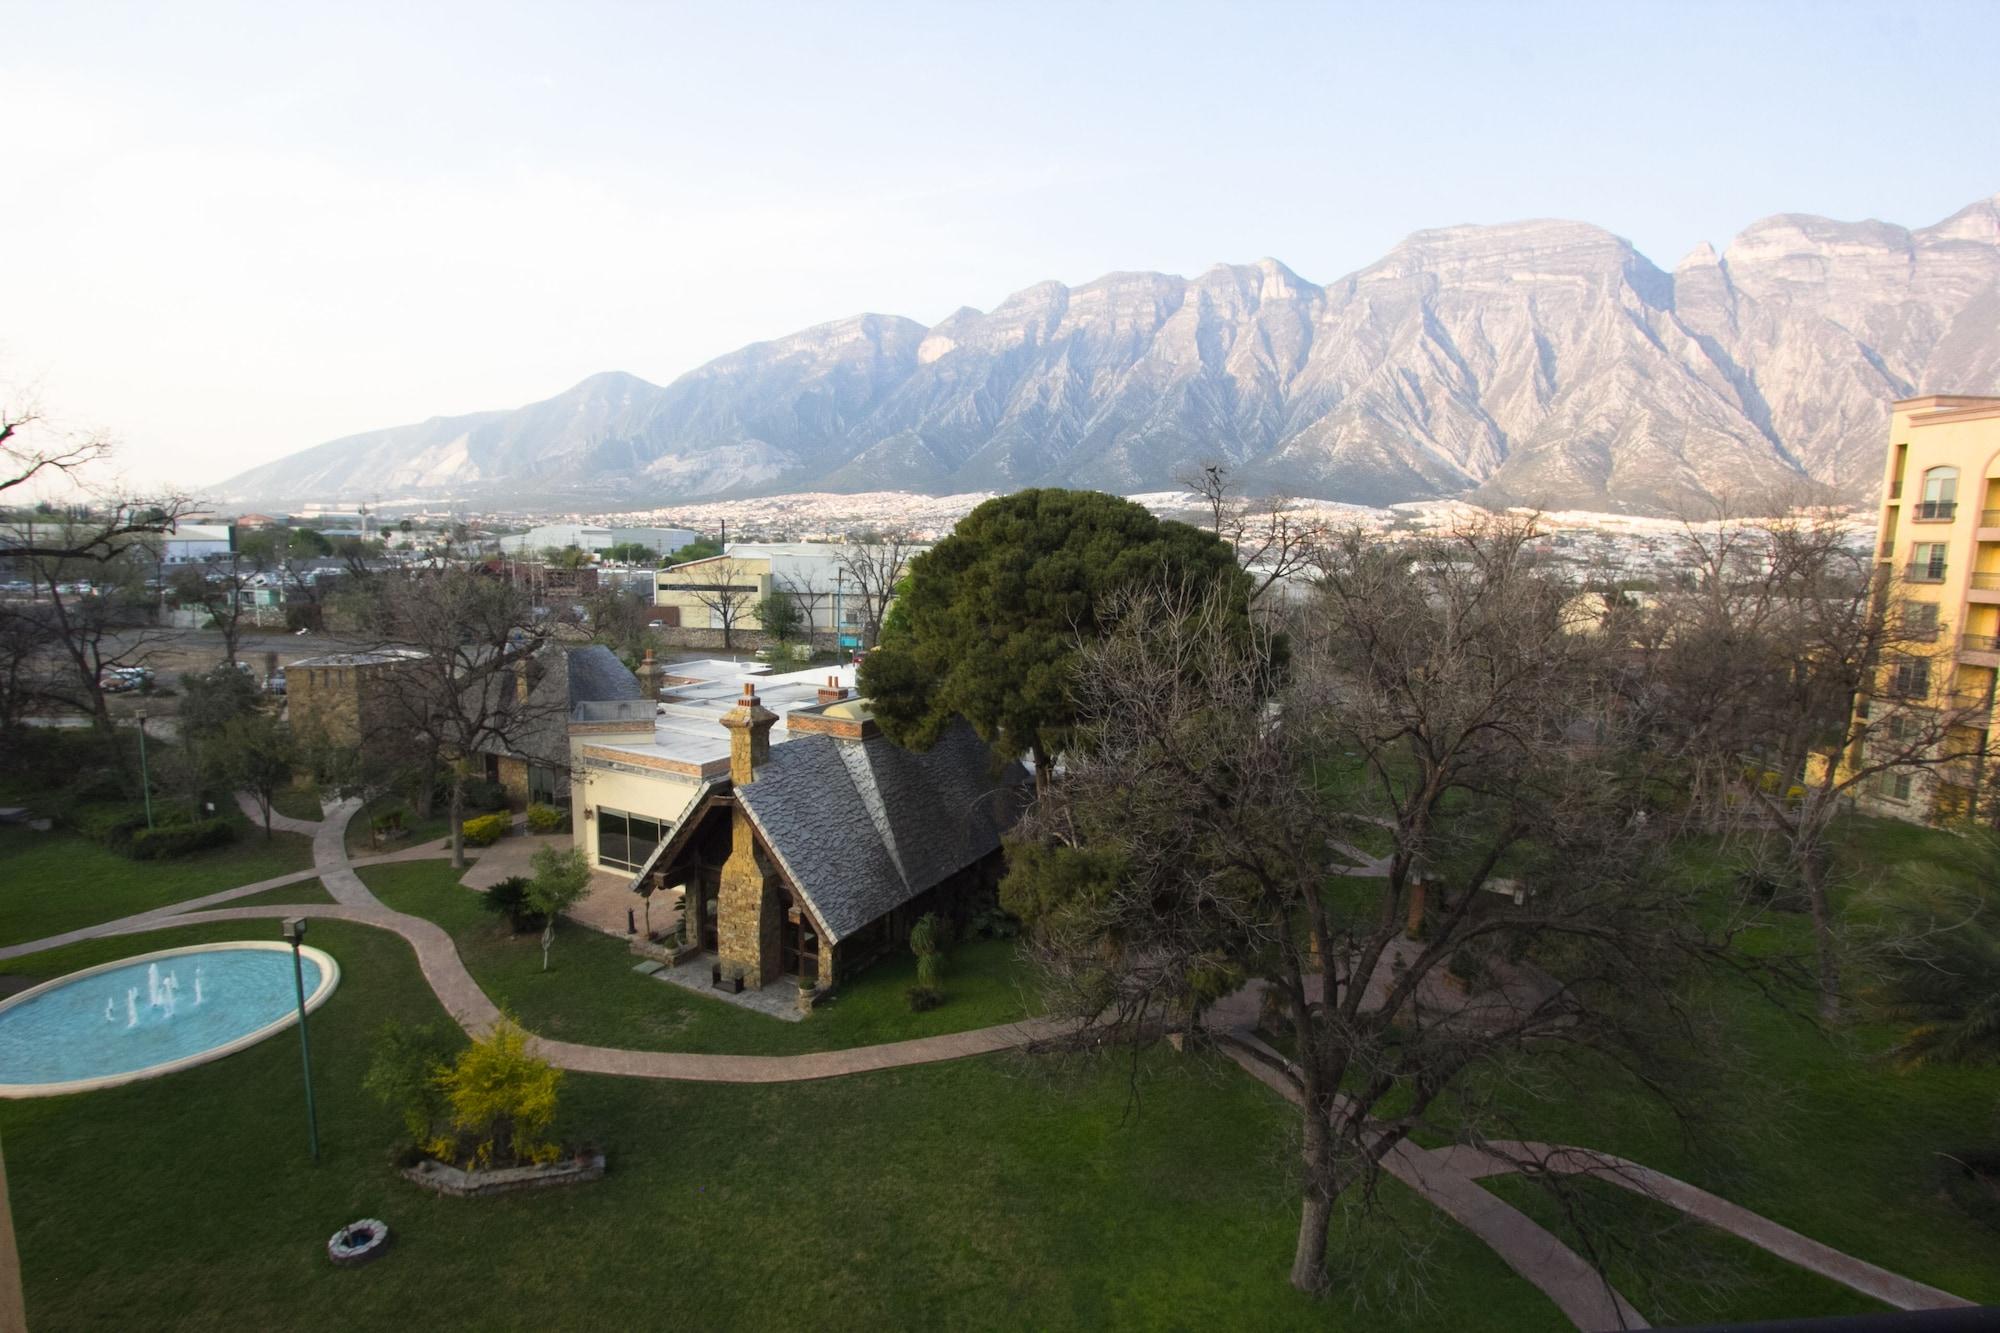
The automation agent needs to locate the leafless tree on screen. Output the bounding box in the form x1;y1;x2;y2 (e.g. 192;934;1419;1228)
1177;460;1327;605
837;530;917;649
775;569;832;649
363;568;566;868
21;536;173;769
1;407;194;564
1006;516;1792;1298
1634;500;1986;1019
169;553;252;665
678;556;760;650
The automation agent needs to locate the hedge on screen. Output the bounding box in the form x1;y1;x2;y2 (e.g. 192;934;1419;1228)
129;817;238;860
525;803;567;834
461;812;510;847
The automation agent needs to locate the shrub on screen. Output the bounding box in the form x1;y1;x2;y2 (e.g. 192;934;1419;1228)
967;906;1020;939
363;1020;457;1145
129;817;237;860
371;805;408;833
461;778;509;813
905;986;943;1012
461;812;510;847
427;1018;564;1168
908;912;946;1009
72;803;152;852
483;875;547;933
525;802;567;834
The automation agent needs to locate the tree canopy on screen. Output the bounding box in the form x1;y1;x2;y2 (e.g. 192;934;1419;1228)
858;488;1246;780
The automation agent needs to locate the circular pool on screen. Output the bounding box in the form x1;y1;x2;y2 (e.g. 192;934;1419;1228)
0;941;340;1098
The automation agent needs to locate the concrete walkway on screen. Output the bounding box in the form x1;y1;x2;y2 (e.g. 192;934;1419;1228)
233;790;322;838
0;798;1975;1328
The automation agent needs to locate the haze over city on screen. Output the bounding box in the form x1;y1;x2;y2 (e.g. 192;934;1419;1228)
6;0;2000;492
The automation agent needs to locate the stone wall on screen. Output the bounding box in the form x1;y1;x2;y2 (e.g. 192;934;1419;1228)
288;665;363;748
715;809;782;987
495;756;531;809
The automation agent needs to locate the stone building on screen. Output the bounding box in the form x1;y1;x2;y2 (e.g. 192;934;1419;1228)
618;680;1027;990
285;649;426;749
476;644;646;809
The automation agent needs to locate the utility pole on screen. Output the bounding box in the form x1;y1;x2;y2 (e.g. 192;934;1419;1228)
282;917;320;1162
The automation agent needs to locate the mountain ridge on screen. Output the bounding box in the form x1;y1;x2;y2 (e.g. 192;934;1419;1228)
216;192;2000;513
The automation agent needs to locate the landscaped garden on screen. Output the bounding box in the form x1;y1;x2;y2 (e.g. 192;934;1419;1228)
0;918;1561;1332
359;860;1041;1055
1;793;1994;1328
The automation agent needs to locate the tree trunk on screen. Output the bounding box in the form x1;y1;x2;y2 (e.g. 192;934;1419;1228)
1032;740;1052;801
1290;1189;1334;1294
541;919;554;972
1800;851;1841;1020
449;776;467;870
1290;1101;1335;1293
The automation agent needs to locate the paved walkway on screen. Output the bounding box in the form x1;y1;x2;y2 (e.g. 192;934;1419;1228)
0;795;1974;1328
233;791;323;838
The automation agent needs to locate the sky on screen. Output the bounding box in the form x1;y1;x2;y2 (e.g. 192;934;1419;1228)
5;0;1999;494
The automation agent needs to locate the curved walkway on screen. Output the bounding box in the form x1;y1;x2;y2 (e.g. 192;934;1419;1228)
1;796;1974;1327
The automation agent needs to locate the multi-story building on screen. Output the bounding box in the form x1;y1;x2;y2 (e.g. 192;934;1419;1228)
1862;393;2000;818
654;542;927;649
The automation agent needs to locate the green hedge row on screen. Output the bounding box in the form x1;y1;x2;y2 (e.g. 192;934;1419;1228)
70;804;239;860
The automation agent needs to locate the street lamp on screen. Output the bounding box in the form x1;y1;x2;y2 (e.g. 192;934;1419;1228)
282;917;320;1162
134;711;154;830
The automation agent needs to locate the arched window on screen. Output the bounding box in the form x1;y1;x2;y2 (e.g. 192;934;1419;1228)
1921;466;1959;519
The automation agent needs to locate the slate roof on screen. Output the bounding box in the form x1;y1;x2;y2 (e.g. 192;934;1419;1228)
564;645;644;709
735;721;1028;943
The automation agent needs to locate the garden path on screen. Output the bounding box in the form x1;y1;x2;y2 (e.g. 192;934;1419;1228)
0;796;1974;1329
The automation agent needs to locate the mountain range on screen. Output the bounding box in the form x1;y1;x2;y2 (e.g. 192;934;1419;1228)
216;192;2000;514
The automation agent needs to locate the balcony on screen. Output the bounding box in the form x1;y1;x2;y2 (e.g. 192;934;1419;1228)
1905;562;1948;584
1890;479;1903;499
1962;634;2000;666
1879;540;1896;558
1982;510;2000;539
1949;690;1994;713
1913;500;1958;522
1971;573;2000;603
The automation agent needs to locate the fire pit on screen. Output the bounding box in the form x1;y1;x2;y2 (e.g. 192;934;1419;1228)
328;1218;391;1267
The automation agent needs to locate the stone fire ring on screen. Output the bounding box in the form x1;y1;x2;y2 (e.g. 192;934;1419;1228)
328;1218;391;1267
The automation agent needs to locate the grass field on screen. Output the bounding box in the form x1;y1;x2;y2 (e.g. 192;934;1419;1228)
0;919;1563;1332
0;820;314;948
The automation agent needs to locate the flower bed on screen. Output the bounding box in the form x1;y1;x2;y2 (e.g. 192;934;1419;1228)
400;1150;606;1198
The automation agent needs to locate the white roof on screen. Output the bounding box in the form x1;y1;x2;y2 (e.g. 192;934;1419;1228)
585;662;857;771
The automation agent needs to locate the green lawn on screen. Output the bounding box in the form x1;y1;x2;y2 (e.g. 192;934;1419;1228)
0;919;1564;1332
1427;849;2000;1317
0;820;315;948
226;879;337;909
345;795;455;859
268;781;324;823
359;860;1041;1056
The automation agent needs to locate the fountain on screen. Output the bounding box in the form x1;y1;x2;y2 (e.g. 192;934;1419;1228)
0;942;341;1097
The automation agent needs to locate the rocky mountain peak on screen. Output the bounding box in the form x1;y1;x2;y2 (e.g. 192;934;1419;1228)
217;190;2000;515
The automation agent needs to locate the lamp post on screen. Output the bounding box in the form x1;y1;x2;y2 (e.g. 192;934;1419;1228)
135;710;154;830
282;917;320;1162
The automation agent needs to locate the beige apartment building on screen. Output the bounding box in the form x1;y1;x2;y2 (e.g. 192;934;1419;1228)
1862;393;2000;818
654;542;924;649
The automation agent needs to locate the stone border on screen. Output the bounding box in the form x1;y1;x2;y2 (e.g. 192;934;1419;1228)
0;940;341;1099
400;1152;607;1197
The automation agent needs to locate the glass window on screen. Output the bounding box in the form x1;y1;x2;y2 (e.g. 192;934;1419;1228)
1912;543;1948;578
1923;466;1959;505
596;807;664;871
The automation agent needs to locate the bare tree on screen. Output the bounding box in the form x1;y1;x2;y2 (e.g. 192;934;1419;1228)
169;553;252;665
775;568;832;649
836;530;916;648
679;556;760;650
1;408;194;564
365;569;565;868
19;537;175;787
1636;501;1986;1019
1177;460;1326;605
1005;517;1788;1297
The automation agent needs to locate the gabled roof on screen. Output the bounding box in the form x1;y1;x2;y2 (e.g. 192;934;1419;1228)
735;721;1028;943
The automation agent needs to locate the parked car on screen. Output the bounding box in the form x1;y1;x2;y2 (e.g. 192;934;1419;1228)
646;619;664;629
99;666;153;693
264;669;287;695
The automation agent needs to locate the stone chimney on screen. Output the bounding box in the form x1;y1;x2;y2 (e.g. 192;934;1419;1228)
719;682;778;785
816;675;847;706
635;648;660;698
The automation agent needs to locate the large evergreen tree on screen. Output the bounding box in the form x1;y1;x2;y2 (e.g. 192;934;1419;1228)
858;489;1245;790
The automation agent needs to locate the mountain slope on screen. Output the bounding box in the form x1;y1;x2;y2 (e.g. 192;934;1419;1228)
217;192;2000;512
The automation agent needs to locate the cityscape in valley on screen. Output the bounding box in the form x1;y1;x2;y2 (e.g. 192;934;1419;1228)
3;5;1999;1331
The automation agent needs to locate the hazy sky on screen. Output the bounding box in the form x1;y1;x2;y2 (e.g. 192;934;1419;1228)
6;0;1999;493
